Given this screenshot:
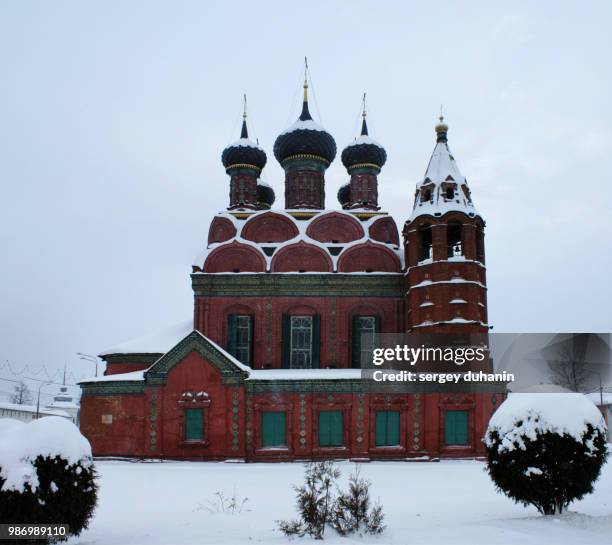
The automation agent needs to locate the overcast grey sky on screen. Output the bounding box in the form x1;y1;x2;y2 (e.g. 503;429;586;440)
0;1;611;392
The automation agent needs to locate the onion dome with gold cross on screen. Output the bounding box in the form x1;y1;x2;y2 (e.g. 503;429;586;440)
221;101;267;174
273;76;336;168
341;99;387;173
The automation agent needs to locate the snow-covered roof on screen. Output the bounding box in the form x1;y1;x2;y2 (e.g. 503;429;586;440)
82;366;365;384
194;209;404;272
86;327;365;385
0;402;70;418
194;330;252;374
485;393;606;454
409;140;479;222
586;392;612;405
99;320;193;356
279;119;326;135
79;370;146;383
345;134;384;149
225;137;264;151
46;400;80;410
84;329;252;384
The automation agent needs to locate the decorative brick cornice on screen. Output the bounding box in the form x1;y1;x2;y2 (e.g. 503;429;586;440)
246;379;365;394
81;382;145;397
191;273;404;298
245;379;412;394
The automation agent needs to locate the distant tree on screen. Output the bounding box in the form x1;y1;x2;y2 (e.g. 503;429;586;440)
11;381;33;405
547;340;589;392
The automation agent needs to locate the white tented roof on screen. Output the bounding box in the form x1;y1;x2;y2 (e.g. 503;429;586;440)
99;320;193;356
409;140;479;221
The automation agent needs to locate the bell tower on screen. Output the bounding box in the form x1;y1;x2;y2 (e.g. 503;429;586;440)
403;117;488;332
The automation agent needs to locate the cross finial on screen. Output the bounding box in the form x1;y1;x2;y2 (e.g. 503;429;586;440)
240;94;249;139
303;56;309;102
360;93;369;136
439;104;444;123
299;57;313;121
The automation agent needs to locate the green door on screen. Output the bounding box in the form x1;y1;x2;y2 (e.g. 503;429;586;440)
261;412;286;447
318;410;343;447
185;408;203;441
445;410;468;445
375;411;400;446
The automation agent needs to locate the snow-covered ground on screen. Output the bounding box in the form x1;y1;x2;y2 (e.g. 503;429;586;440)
68;458;612;545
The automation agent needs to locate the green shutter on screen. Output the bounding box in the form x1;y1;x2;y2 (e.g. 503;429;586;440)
445;410;468;446
352;315;362;368
185;408;203;441
261;412;286;447
227;314;238;357
386;411;400;445
312;314;321;368
281;314;290;369
375;411;400;446
319;410;343;447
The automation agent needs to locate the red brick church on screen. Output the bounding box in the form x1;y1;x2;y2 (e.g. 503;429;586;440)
79;78;499;460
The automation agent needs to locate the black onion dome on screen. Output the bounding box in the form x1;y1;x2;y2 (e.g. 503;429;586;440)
337;183;350;208
221;119;267;171
257;183;275;207
273;90;336;166
341;117;387;171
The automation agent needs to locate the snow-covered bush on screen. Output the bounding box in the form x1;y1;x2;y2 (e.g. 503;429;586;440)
0;417;98;541
332;465;385;536
484;393;607;515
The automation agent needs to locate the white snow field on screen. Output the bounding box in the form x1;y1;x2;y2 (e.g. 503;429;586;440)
67;458;612;545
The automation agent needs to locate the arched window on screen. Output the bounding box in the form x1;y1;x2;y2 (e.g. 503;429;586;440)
476;228;485;263
419;224;432;261
447;222;462;257
351;315;380;368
